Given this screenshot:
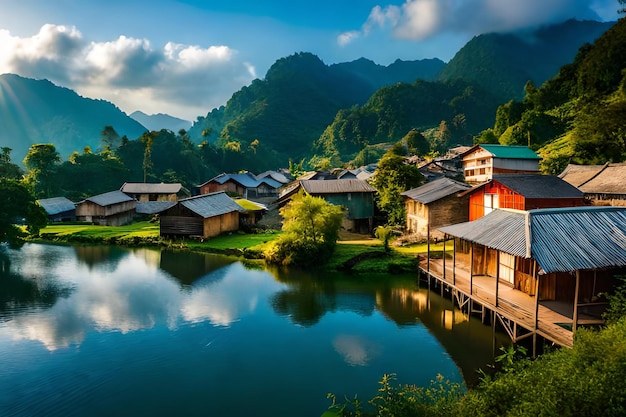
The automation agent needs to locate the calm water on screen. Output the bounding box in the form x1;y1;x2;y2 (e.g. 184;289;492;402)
0;243;504;417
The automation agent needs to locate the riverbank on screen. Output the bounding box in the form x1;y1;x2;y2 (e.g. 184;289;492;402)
32;222;435;274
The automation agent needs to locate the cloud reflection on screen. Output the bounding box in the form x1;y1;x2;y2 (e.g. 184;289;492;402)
332;334;382;367
1;246;281;350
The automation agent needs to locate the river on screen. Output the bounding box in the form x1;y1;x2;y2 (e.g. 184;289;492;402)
0;243;506;417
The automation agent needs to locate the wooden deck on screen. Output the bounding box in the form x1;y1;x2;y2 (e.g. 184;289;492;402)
420;257;576;348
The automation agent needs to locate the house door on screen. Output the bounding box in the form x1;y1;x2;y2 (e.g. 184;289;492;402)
484;193;499;215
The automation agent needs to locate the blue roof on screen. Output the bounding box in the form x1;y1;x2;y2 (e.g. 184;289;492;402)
37;197;75;215
439;206;626;274
207;172;282;189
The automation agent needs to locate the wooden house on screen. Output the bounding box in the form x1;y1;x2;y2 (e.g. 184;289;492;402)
278;179;377;234
160;191;243;239
120;182;183;202
461;144;540;184
233;198;267;226
37;197;76;222
197;172;282;199
559;162;626;205
464;174;586;221
401;177;471;240
75;191;136;226
421;206;626;350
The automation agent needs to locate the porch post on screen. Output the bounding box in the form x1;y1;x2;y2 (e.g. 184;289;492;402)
453;237;456;286
470;243;474;295
573;270;581;335
495;251;500;307
443;236;446;282
427;208;430;275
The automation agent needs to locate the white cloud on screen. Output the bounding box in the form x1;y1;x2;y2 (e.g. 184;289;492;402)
340;0;613;49
0;24;257;120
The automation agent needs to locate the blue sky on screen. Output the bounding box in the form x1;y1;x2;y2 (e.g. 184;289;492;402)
0;0;622;120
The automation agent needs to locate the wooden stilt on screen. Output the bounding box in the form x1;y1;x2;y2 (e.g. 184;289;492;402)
573;270;580;335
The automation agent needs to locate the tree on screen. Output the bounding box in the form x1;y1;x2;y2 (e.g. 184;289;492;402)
23;144;61;198
0;178;47;247
371;151;423;226
0;147;23;180
264;191;344;266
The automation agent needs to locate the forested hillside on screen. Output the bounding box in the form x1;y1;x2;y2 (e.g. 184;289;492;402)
0;74;147;162
439;19;614;102
478;17;626;175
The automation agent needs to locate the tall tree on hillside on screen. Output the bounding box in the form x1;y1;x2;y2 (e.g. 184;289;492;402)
140;132;154;183
23;144;61;198
0;148;23;180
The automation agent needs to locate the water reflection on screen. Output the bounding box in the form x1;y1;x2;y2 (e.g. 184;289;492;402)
0;244;279;350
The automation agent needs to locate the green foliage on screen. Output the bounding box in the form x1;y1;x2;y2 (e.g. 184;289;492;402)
484;18;626;169
23;144;61;198
603;276;626;324
371;152;423;225
265;192;344;266
0;147;23;179
0;178;47;246
374;225;394;253
314;79;499;165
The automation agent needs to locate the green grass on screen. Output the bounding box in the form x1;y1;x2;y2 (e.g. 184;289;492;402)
185;230;282;250
40;222;160;239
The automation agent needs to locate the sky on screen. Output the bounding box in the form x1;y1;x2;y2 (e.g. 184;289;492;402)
0;0;622;121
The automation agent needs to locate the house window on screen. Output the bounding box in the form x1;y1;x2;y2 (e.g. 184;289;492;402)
499;253;515;285
484;194;498;215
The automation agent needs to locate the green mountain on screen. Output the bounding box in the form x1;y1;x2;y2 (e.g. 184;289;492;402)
439;19;615;102
129;111;191;133
330;57;445;90
481;17;626;174
186;52;446;167
0;74;147;163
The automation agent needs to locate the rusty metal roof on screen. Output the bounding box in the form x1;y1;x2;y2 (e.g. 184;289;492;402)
300;179;376;194
402;177;471;204
439;206;626;274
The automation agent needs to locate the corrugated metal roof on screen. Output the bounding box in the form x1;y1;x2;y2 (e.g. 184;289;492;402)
136;201;177;214
234;198;267;211
204;172;282;189
121;182;182;194
301;179;377;194
529;206;626;273
402;177;471;204
37;197;75;215
85;191;134;207
438;209;528;257
179;191;243;218
480;144;541;160
489;174;583;199
439;206;626;274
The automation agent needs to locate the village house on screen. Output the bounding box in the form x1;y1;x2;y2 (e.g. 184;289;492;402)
75;191;136;226
421;206;626;352
401;177;471;240
120;182;183;202
278;179;377;234
197;172;283;199
461;144;541;184
233;198;267;227
37;197;76;222
159;191;243;239
559;162;626;206
463;174;586;221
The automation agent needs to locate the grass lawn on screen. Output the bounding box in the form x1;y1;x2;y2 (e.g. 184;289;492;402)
39;222;160;239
